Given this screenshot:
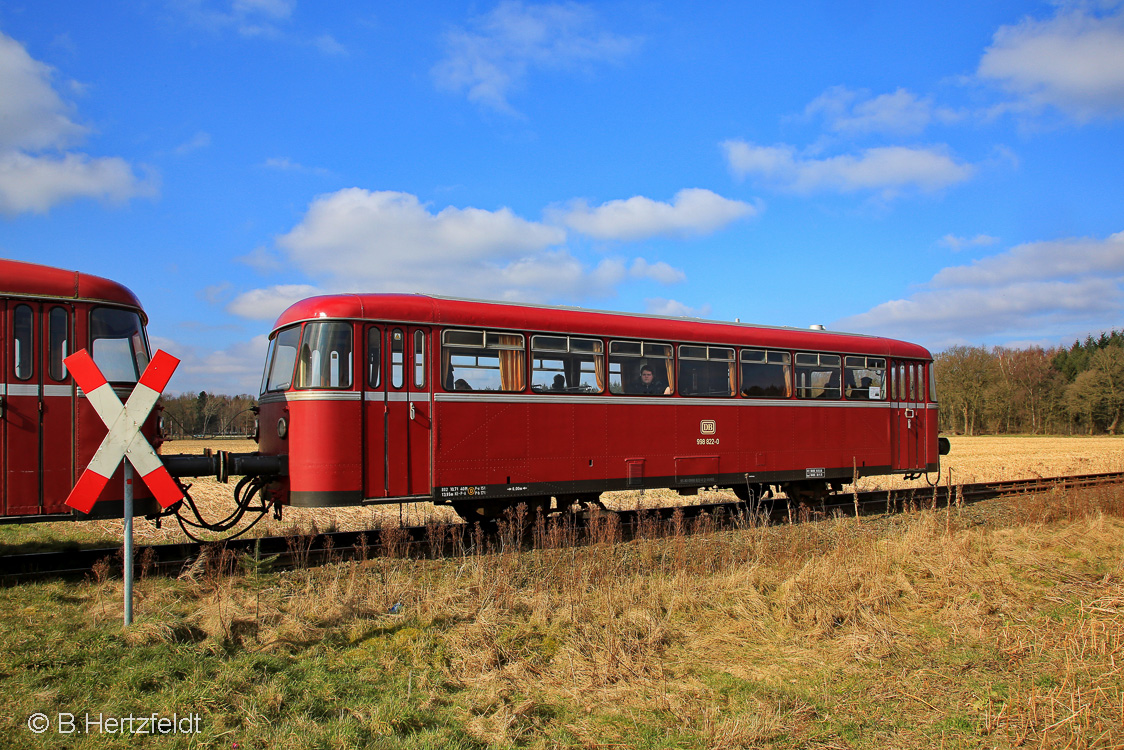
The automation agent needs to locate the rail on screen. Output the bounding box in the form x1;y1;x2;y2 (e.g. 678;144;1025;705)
3;470;1123;582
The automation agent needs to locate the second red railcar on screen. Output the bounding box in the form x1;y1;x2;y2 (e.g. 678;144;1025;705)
255;295;942;520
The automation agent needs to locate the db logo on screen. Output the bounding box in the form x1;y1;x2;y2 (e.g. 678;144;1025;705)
700;420;716;435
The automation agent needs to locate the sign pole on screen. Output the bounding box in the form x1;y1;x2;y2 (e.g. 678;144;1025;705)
123;461;134;627
60;347;183;630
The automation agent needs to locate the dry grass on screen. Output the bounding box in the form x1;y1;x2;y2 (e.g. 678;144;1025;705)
91;483;1124;748
5;437;1124;747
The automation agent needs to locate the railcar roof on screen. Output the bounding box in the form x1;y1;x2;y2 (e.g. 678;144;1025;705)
273;293;932;359
0;258;145;314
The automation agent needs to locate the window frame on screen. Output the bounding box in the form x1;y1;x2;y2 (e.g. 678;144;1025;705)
13;303;33;381
608;339;675;396
530;334;605;394
295;320;354;390
677;344;735;398
739;348;792;399
843;355;887;401
441;328;527;393
794;351;842;400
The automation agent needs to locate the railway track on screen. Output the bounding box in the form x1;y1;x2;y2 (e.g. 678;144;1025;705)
3;470;1123;582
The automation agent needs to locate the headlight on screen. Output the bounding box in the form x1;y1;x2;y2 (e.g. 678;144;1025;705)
277;417;288;439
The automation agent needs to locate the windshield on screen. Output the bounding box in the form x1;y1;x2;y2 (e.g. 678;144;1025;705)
90;307;150;383
264;325;300;393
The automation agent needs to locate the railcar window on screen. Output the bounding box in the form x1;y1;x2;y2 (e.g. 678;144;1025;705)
367;328;381;388
391;329;405;389
897;364;905;401
296;321;353;389
260;337;276;395
90;307;149;383
678;345;735;397
48;307;69;381
441;329;526;392
795;352;841;399
608;340;673;395
929;363;938;402
14;304;33;380
740;349;791;398
265;326;300;392
414;331;426;389
844;356;886;400
910;364;919;401
531;335;604;393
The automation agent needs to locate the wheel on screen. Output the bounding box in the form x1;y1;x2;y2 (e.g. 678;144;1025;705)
451;498;550;525
732;483;766;503
451;500;506;524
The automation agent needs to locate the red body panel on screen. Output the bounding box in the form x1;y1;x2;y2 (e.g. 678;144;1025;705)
260;294;940;509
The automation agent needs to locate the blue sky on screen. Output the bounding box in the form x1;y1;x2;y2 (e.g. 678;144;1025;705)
1;0;1122;395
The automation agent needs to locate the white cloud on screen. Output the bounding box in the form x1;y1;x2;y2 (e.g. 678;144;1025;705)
939;233;1000;251
629;258;686;284
0;32;86;151
175;0;294;36
555;188;758;241
0;31;152;215
805;86;961;136
931;231;1124;286
722;140;975;197
229;188;693;319
645;298;712;318
978;4;1124;120
835;231;1124;345
152;333;271;396
432;0;640;114
0;152;154;216
173;131;211;155
279;188;566;271
262;156;332;176
236;245;286;273
226;283;321;320
172;0;345;52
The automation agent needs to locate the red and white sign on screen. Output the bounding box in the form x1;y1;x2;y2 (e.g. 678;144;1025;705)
64;349;184;513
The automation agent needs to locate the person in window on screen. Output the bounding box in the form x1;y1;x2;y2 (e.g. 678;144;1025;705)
551;374;566;391
631;364;670;395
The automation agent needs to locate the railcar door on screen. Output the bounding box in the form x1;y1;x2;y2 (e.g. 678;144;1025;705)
406;328;432;495
41;304;74;513
4;302;41;515
383;326;432;499
890;360;922;471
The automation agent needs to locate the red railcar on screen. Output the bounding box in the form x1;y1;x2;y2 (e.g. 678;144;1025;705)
0;258;161;521
257;294;943;520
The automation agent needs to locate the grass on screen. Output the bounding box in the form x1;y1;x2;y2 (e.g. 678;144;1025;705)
1;483;1123;748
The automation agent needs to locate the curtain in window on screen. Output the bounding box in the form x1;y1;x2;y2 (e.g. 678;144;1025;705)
594;353;605;391
497;335;525;391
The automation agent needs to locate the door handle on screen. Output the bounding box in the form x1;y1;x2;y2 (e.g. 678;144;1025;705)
410;401;415;420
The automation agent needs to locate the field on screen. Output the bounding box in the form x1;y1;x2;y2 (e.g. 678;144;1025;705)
0;436;1122;748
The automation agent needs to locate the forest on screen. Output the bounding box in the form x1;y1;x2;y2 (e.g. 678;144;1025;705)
157;330;1124;439
159;391;258;438
934;330;1124;435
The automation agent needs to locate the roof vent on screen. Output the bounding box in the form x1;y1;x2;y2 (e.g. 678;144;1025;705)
809;324;825;331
